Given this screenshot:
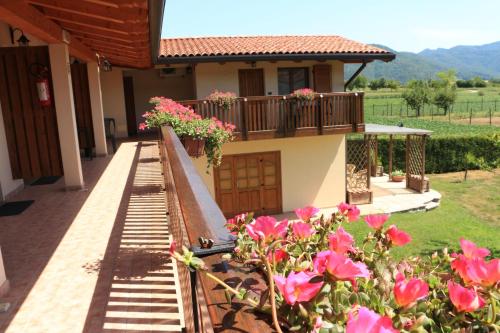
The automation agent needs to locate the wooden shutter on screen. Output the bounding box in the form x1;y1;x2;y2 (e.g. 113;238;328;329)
313;64;332;93
238;69;265;97
0;46;63;179
71;63;95;150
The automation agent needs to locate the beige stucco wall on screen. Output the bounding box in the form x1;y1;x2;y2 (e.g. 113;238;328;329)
195;60;345;98
192;134;346;213
100;69;128;138
124;67;195;129
0;101;24;201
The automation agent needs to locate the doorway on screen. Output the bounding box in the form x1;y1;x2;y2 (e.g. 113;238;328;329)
214;151;282;218
238;69;265;97
123;76;137;136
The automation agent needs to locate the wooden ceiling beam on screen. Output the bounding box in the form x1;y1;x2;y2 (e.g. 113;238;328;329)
29;0;148;24
86;44;148;58
79;38;149;51
84;0;148;9
63;24;149;42
0;1;96;61
72;34;150;48
41;8;148;34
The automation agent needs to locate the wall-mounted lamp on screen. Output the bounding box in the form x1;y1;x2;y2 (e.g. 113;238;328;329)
100;58;112;72
10;28;30;47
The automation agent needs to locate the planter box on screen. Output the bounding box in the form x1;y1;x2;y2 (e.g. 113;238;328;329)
181;136;205;158
391;175;405;182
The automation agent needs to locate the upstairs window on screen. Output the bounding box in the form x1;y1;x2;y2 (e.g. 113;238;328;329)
278;67;310;95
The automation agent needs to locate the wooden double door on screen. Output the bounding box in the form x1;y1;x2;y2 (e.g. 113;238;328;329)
214;151;282;218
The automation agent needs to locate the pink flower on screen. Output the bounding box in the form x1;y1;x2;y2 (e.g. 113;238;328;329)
347;306;399;333
273;271;323;305
337;202;361;222
386;225;412;246
294;206;320;221
292;221;315;239
393;273;429;308
138;122;147;131
329;227;355;254
313;251;370;285
364;214;389;229
226;213;247;235
447;281;486;312
465;258;500;287
459;238;490;259
246;216;288;243
451;255;471;283
169;240;176;255
312;316;323;333
267;249;288;263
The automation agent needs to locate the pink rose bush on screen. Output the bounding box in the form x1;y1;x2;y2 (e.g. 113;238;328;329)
140;97;235;168
168;203;499;332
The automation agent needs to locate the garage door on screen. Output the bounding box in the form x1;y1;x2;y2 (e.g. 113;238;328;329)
214;151;282;218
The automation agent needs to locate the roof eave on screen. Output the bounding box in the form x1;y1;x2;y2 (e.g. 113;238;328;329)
149;0;166;66
156;52;396;64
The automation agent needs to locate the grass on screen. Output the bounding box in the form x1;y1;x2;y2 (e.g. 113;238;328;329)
342;169;500;259
364;115;500;137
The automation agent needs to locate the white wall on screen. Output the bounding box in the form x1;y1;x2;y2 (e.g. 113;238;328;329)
193;134;346;212
0;102;23;201
195;60;345;98
124;67;195;129
100;69;128;138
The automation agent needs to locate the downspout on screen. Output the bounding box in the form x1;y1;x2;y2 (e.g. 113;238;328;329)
344;61;367;91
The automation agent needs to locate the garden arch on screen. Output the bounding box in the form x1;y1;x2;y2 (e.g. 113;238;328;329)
346;124;432;204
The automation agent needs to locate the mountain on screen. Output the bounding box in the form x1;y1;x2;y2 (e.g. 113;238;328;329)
345;41;500;82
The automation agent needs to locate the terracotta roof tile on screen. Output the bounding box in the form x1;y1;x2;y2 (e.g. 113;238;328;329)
159;35;392;59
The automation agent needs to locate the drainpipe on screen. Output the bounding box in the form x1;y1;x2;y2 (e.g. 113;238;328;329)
344;61;367;92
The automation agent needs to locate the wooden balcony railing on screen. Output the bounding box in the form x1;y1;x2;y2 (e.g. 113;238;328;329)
180;92;365;140
159;126;274;332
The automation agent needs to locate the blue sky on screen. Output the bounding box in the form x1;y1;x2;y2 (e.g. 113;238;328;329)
162;0;500;53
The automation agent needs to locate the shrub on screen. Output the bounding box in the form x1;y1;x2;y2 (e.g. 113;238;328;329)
374;135;500;174
456;80;474;88
170;205;500;332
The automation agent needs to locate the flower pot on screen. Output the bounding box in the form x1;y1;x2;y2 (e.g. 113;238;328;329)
391;175;405;182
181;136;205;158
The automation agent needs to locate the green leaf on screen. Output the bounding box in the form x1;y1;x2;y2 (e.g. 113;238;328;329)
224;290;232;305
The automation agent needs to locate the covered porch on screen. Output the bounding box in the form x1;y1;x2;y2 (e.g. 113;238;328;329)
0;139;184;332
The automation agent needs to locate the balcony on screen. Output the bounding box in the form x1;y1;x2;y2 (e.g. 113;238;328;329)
180;92;365;140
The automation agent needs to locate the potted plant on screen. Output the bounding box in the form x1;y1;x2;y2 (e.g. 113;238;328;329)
291;88;316;101
206;90;237;112
391;169;405;182
139;97;235;168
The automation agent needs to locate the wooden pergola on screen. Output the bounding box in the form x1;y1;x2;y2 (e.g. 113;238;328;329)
347;124;432;204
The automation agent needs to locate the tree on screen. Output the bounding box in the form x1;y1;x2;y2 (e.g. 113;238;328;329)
431;70;457;115
386;80;400;91
347;75;368;91
402;80;430;117
368;80;379;91
472;76;487;88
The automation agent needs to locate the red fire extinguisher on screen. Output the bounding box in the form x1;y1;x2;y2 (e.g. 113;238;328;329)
30;63;52;107
36;78;51;107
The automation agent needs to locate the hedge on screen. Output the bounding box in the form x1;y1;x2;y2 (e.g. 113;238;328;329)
369;135;499;174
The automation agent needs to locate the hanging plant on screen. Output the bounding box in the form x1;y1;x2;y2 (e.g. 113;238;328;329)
291;88;316;101
206;90;237;112
140;97;235;168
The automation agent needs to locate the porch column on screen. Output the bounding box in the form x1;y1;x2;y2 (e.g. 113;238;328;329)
0;247;8;297
48;44;84;189
87;62;107;156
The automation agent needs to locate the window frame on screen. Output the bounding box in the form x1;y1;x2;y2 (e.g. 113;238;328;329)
277;67;310;95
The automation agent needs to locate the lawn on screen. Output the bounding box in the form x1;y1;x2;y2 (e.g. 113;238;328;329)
343;169;500;259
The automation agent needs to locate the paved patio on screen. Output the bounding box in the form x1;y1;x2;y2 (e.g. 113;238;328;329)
276;175;441;220
0;141;183;332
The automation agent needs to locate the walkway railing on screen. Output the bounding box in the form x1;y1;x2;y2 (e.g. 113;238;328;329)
159;126;272;332
180;92;364;140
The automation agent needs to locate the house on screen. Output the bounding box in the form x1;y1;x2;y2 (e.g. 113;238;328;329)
129;36;395;216
0;1;395;330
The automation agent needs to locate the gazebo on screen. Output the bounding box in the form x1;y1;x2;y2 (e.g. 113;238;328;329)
346;124;432;204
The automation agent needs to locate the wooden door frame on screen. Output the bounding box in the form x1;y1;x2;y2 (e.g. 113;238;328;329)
214;151;283;217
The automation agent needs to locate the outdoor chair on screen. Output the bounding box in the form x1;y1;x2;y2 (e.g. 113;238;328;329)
346;167;373;204
104;118;117;153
